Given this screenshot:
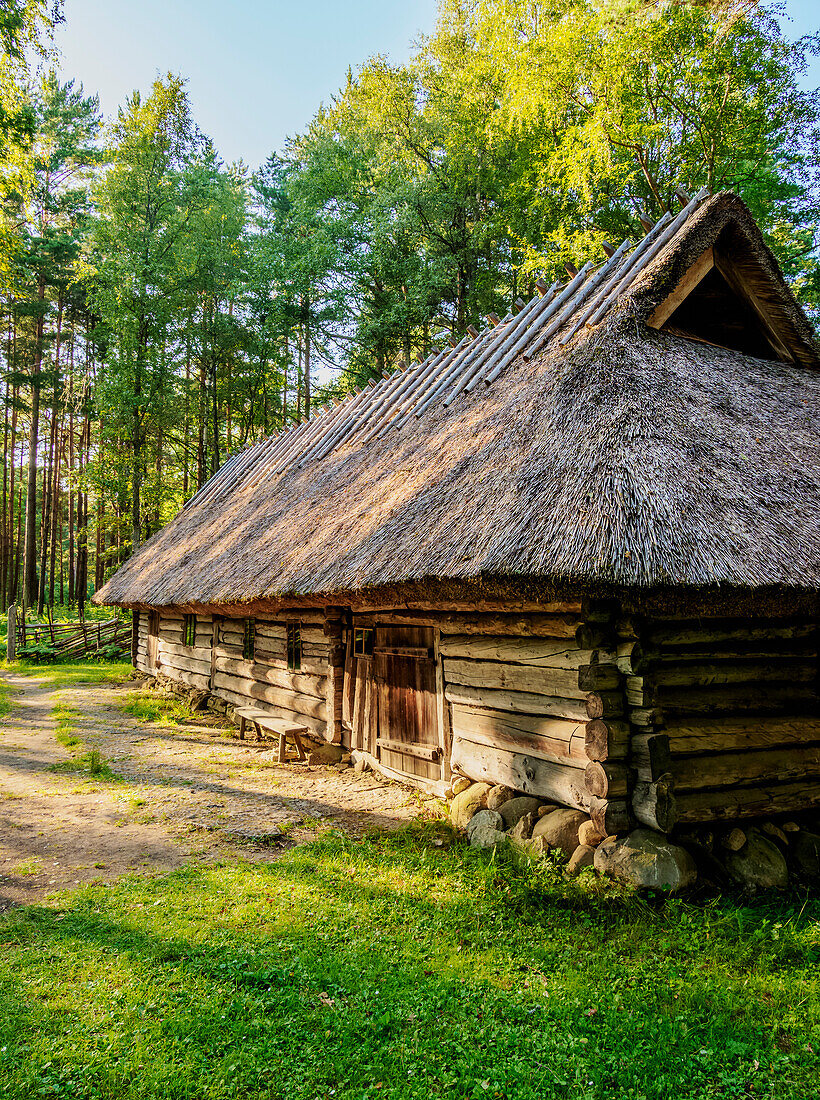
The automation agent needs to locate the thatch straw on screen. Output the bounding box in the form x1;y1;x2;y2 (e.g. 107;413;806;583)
95;193;820;609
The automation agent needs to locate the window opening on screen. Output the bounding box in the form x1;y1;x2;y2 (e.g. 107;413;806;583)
287;623;302;670
353;628;374;657
183;614;196;647
243;619;255;661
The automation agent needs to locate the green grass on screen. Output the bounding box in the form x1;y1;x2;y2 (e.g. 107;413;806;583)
0;824;818;1100
48;748;123;782
4;660;132;687
52;702;83;748
0;676;13;718
121;690;190;725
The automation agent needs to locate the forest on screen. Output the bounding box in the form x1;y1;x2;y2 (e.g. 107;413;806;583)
0;0;818;616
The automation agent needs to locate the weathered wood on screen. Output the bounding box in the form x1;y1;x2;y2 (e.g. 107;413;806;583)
444;658;587;699
577;664;621;691
674;745;820;792
452;703;587;762
254;622;287;640
214;684;326;738
664;716;820;754
157;640;213;663
584;760;630;799
585;691;625;719
632;773;677;832
648;246;714;328
644;660;817;689
676;780;820;824
445;684;588;721
575;624;612;651
159;665;211;692
451;737;588;810
439;635;594;670
434;628;451;782
212;670;327;722
216;655;326;700
642;620;817;647
584;719;631;762
627;678;818;713
353;601;582;617
588;796;631;837
158;652;212;678
376;625;440;783
629;707;664;729
439;613;582;638
376;737;441;762
631;733;672;781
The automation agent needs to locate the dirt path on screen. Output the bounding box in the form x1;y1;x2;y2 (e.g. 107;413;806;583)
0;670;431;911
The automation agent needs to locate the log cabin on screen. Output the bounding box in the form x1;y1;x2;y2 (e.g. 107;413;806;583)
94;191;820;836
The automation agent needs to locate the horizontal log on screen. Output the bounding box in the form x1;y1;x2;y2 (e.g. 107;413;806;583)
649;661;817;689
451;737;589;810
445;684;588;721
578;664;620;691
439;635;598;669
159;665;211;692
674;744;820;792
665;716;820;754
576;624;613;651
212;671;327;721
158;653;212;678
676;780;820;824
585;691;625;719
588;796;631;837
216;655;326;700
627;679;818;713
584;761;631;799
254;622;287;639
629;707;665;729
376;737;441;762
439;613;582;638
642;620;817;648
213;684;326;738
354;601;582;616
157;640;212;662
444;658;586;699
632;774;677;832
451;704;587;765
631;733;672;781
584;719;630;762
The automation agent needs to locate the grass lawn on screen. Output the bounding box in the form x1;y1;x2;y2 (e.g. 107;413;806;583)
2;659;133;688
0;825;818;1100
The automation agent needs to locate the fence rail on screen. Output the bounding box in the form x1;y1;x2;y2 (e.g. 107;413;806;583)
6;606;131;661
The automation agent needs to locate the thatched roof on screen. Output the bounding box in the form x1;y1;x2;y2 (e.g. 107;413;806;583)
96;192;820;609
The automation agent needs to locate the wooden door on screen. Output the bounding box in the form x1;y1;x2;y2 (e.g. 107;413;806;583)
147;611;159;670
374;625;441;783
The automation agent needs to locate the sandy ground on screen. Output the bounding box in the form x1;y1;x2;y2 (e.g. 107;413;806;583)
0;670;434;911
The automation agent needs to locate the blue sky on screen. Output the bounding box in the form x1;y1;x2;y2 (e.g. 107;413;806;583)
54;0;818;170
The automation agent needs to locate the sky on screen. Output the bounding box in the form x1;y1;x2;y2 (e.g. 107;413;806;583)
53;0;819;170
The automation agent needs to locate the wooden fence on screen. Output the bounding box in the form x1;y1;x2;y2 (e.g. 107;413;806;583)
6;606;131;661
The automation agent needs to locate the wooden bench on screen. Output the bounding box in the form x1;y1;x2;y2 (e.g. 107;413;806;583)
234;706;309;764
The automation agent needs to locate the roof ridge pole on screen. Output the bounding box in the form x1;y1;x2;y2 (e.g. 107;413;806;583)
414;326;498;416
204;436;282;507
308;376;388;462
585;187;710;328
443;312;515;406
480;267;597;387
291;387;372;466
558;235;646;346
272;394;358;472
460;286;555;395
370;346;451;440
523;240;636;361
181;448;246;511
357;352;441;447
339;360;429;450
308;379;388;461
247;421;315;482
387;331;476;435
463;281;561;392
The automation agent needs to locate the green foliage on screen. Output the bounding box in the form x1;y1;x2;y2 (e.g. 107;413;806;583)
47;746;121;780
9;660;132;687
0;825;818;1098
121;690;189;724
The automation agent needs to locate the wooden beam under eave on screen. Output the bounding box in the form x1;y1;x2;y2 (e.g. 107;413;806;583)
648;247;714;329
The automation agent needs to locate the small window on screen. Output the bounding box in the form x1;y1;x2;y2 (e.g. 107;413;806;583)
183;614;196;647
286;623;301;670
243;619;255;660
353;628;374;656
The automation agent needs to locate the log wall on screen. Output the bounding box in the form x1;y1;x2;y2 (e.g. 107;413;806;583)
619;612;820;826
134;611;150;673
146;609;338;739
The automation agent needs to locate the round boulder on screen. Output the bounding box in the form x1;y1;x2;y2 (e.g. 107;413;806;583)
594;829;697;893
531;808;588;858
450;782;493;830
566;844;595;877
499;796;543;831
467;809;504;841
789;830;820;883
486;785;517;811
470;824;508;851
725;830;788;890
